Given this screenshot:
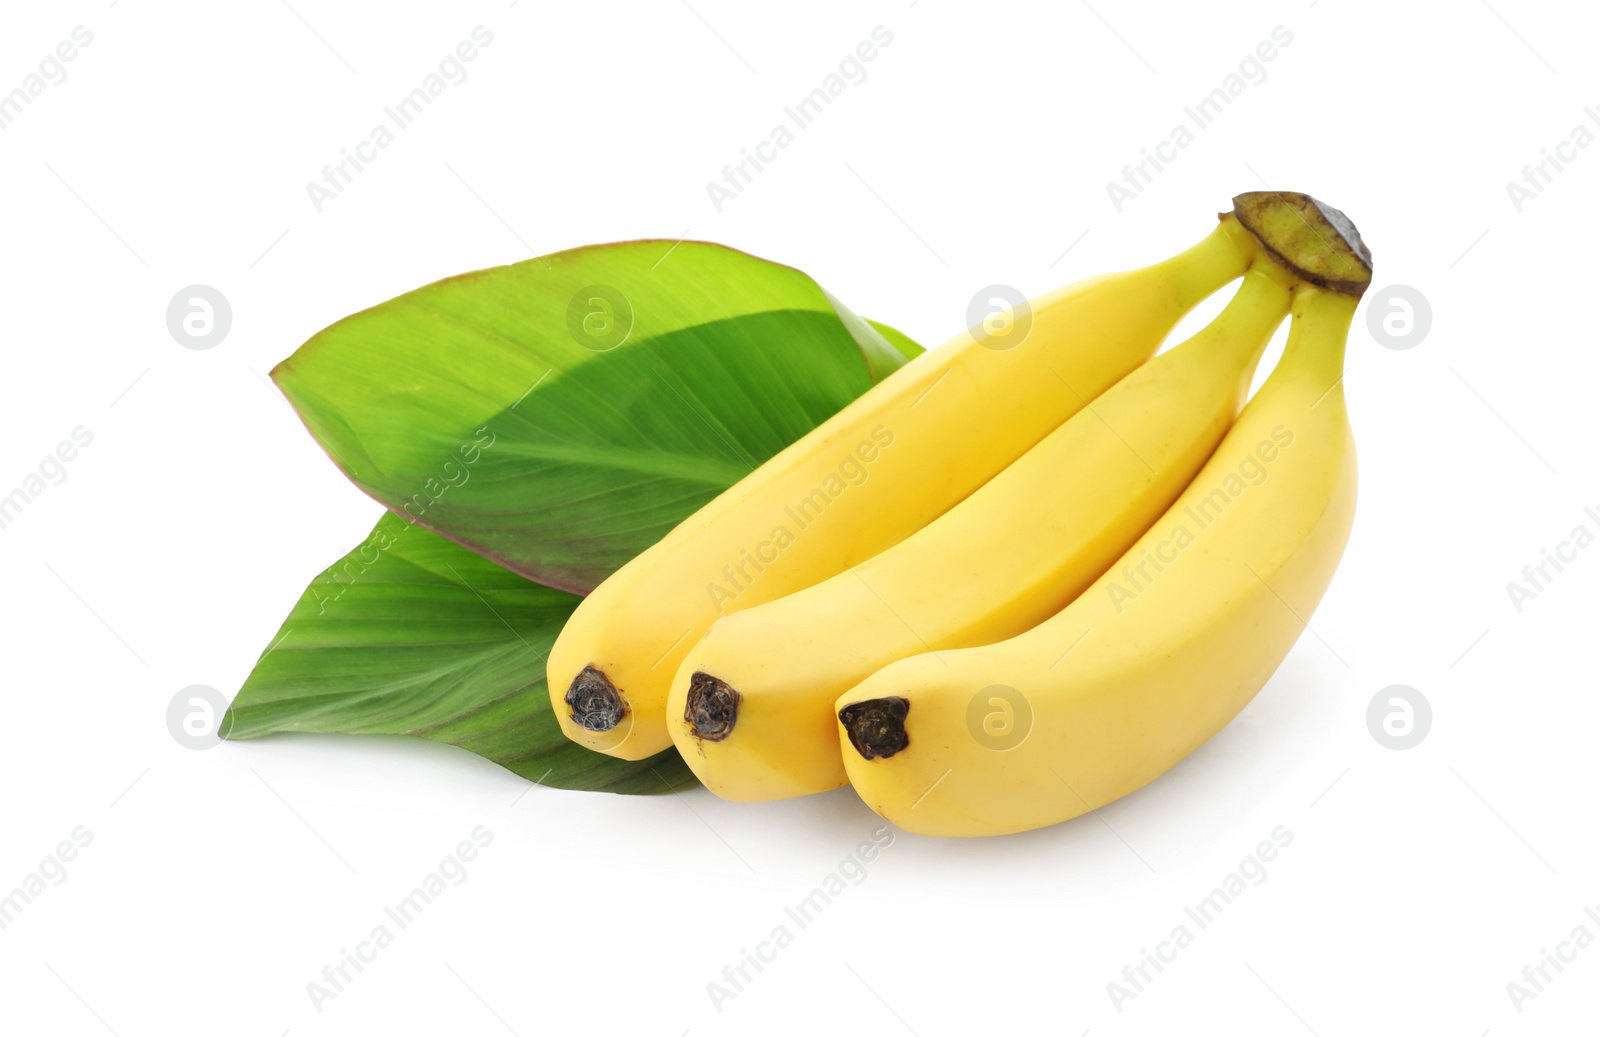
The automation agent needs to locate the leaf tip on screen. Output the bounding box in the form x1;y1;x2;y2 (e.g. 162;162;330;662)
217;703;238;740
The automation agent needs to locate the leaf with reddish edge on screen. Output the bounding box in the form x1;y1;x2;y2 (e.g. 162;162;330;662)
272;240;922;595
232;242;923;792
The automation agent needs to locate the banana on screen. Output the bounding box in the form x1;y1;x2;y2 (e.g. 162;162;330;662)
835;196;1371;835
549;215;1265;759
668;252;1296;800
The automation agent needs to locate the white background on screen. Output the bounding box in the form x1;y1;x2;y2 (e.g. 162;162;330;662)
2;0;1596;1034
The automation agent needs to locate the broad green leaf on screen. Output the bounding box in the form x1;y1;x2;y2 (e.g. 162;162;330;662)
237;242;924;792
221;512;695;794
274;241;922;594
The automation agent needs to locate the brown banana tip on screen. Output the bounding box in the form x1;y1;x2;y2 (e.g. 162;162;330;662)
684;672;740;741
1230;191;1373;297
839;696;911;760
564;665;627;732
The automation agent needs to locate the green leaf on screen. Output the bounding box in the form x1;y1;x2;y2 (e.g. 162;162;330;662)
867;318;926;363
273;241;921;595
221;512;695;795
238;242;925;792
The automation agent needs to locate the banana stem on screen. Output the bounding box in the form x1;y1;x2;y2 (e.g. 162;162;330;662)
1281;285;1359;388
1155;216;1261;308
1200;252;1295;349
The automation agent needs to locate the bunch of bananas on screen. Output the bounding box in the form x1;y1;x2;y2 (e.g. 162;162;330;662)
547;191;1371;837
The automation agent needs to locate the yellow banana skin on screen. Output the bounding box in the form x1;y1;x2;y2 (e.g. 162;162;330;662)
669;256;1295;800
548;219;1260;759
836;284;1360;837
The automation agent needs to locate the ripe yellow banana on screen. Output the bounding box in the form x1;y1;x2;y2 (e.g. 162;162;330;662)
668;253;1296;800
549;216;1264;759
834;259;1367;835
